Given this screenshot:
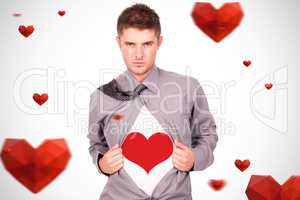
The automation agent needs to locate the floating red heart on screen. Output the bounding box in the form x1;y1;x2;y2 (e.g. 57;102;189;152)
246;175;300;200
0;138;71;193
208;179;226;191
265;83;273;90
18;25;34;38
235;159;250;172
191;2;244;42
243;60;252;67
112;114;125;120
58;10;66;16
121;132;173;173
33;93;48;105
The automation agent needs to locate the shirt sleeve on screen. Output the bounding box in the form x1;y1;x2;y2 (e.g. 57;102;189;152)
189;78;218;171
87;90;110;176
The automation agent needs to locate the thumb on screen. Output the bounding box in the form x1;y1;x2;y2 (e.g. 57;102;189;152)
175;140;186;149
111;144;119;149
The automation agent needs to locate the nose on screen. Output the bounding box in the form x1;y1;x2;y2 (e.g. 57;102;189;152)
134;45;144;60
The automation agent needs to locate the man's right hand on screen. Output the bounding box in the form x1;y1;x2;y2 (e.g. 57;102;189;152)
98;144;124;175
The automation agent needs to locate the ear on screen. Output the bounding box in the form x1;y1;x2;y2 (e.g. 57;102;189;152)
157;36;163;48
116;36;121;49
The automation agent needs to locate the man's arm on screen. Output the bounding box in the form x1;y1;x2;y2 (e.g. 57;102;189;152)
189;78;218;171
87;90;110;176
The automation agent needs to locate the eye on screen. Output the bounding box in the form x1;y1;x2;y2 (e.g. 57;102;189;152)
125;42;134;47
144;42;153;47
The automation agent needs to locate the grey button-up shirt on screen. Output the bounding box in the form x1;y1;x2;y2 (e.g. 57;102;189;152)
87;65;218;200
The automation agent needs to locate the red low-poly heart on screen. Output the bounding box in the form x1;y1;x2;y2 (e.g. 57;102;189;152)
33;93;48;105
265;83;273;90
121;132;173;174
246;175;300;200
0;138;71;193
208;179;226;191
58;10;66;16
243;60;252;67
18;25;34;38
235;159;250;172
191;2;244;42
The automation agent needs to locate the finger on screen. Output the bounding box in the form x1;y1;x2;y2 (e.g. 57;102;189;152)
111;162;124;173
174;140;188;150
173;147;186;157
108;147;122;157
111;157;124;168
108;154;124;165
172;154;187;164
172;158;185;170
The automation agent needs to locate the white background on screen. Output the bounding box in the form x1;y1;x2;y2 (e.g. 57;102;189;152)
0;0;299;199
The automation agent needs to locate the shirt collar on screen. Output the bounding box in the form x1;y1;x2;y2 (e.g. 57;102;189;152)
116;64;159;94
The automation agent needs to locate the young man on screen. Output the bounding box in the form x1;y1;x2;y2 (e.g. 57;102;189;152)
87;3;218;200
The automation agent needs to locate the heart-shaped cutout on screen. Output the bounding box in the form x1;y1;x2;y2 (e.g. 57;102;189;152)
208;179;226;191
18;25;34;38
191;2;244;42
58;10;66;16
235;159;250;172
0;138;71;193
33;93;48;105
121;132;173;174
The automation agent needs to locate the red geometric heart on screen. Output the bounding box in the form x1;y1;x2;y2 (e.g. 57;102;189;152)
191;2;244;42
33;93;48;105
246;175;300;200
0;138;71;193
243;60;252;67
18;25;34;38
265;83;273;90
235;159;250;172
208;179;226;191
58;10;66;16
121;132;173;174
246;175;282;200
282;176;300;200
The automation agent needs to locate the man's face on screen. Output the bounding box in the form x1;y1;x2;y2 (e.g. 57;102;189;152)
117;27;163;82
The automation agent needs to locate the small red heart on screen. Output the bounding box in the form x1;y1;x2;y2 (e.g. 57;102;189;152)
18;25;34;38
112;114;124;120
208;179;226;191
243;60;251;67
191;2;244;42
265;83;273;90
0;138;71;193
12;13;22;17
235;159;250;172
121;132;173;174
58;10;66;16
33;93;48;105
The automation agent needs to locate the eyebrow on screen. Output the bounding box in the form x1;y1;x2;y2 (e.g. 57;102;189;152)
124;41;154;45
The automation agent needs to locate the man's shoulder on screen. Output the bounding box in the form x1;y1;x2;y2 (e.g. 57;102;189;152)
158;67;199;88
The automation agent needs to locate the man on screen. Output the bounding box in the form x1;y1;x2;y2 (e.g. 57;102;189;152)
87;3;218;200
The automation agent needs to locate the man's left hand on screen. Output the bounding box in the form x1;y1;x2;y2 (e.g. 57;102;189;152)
172;140;195;172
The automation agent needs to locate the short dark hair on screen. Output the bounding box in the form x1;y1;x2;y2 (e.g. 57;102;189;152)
117;3;161;37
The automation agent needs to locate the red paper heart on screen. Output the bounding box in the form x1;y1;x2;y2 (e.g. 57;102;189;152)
243;60;252;67
235;159;250;172
246;175;300;200
33;93;48;105
58;10;66;16
191;2;244;42
208;179;226;191
121;132;173;174
265;83;273;90
0;138;71;193
18;25;34;38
